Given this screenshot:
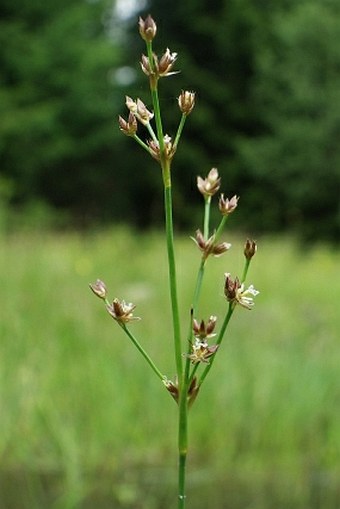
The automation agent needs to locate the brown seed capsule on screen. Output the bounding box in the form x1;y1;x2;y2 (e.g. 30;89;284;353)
197;168;221;197
219;194;239;215
157;48;178;76
147;134;176;162
106;298;141;323
138;15;157;42
224;273;259;310
192;316;217;340
187;339;219;365
224;273;241;302
89;279;107;299
118;113;137;136
178;90;196;115
244;239;257;260
192;229;231;260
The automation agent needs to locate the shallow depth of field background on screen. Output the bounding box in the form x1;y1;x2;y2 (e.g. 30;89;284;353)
1;229;339;508
1;0;340;507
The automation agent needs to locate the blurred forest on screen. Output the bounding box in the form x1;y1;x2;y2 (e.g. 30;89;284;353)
1;0;340;240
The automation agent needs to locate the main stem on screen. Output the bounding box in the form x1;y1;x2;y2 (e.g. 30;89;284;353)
178;352;190;508
163;177;182;378
163;170;187;508
146;43;186;505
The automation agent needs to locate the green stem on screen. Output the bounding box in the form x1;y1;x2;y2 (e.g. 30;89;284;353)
192;259;205;313
178;360;190;509
133;134;151;153
214;214;228;242
174;113;187;149
203;196;211;240
178;445;187;509
241;258;251;283
121;323;165;382
198;303;234;386
146;41;165;151
164;181;183;379
145;121;158;143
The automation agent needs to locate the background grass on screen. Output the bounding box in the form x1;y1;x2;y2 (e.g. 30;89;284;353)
0;227;339;508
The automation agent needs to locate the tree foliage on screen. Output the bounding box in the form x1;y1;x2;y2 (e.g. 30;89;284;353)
1;0;340;239
0;0;126;224
125;0;340;239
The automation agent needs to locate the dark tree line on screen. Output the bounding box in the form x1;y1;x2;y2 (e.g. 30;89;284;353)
1;0;340;239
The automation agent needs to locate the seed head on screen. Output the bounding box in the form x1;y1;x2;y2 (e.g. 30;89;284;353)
244;239;257;260
219;194;239;215
224;273;259;310
192;316;217;340
140;54;153;77
192;229;231;260
224;273;241;301
138;15;157;42
178;90;196;115
125;96;154;125
187;339;219;365
163;378;179;403
118;113;137;136
148;134;176;162
163;376;200;407
158;48;178;76
106;298;141;323
141;49;178;79
89;279;107;299
197;168;221;197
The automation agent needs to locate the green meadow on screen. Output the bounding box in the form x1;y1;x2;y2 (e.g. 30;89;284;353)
0;228;339;509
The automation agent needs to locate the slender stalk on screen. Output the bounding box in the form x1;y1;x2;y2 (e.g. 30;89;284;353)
203;196;211;240
145;37;186;507
121;323;165;382
176;189;213;508
241;258;251;283
164;180;183;378
145;121;158;143
214;214;228;242
174;113;187;149
146;41;165;151
192;259;205;314
178;342;191;509
133;134;151;153
145;38;182;377
178;447;187;509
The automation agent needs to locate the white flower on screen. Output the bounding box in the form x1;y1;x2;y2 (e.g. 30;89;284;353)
224;273;259;310
236;284;259;310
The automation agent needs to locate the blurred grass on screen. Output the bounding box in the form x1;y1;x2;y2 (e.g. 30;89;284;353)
0;227;339;508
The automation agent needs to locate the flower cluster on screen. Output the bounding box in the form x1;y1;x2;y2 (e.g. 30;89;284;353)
89;280;140;324
125;96;154;125
91;16;260;418
219;194;239;215
90;15;261;507
192;229;231;260
106;298;141;323
89;279;107;299
118;19;194;164
178;90;196;116
197;168;221;197
140;48;178;80
148;134;176;162
224;273;259;310
187;316;219;365
164;376;200;407
138;15;157;42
